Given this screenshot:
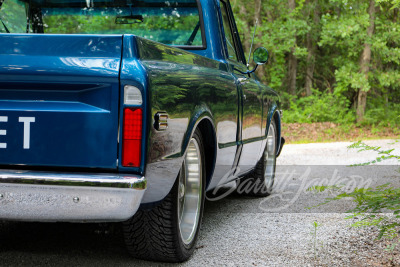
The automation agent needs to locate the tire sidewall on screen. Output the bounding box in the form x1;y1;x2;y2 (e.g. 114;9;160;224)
263;119;277;191
174;128;206;257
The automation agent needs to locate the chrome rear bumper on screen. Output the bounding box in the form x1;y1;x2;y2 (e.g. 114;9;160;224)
0;170;146;222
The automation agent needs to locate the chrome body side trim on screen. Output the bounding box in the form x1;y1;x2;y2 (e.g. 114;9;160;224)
0;170;146;222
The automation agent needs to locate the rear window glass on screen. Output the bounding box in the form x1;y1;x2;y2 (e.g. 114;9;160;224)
0;0;204;47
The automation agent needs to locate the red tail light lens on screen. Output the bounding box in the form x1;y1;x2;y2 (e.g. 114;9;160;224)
122;108;142;167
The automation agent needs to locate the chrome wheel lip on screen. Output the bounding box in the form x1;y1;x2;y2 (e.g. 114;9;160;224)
264;122;276;188
178;137;202;245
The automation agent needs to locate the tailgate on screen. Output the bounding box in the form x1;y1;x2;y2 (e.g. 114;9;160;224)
0;34;122;169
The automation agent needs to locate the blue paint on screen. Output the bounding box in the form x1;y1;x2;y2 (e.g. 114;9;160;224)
0;34;121;168
0;0;283;204
118;35;149;175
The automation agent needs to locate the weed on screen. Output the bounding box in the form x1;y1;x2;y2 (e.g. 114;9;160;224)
310;220;322;265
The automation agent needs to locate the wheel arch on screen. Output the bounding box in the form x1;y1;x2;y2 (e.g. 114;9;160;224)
182;107;217;190
266;102;282;157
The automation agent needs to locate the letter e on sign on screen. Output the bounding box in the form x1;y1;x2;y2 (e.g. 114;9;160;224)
19;117;35;149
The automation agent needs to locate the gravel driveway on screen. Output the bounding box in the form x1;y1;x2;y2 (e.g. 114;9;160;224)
1;139;399;266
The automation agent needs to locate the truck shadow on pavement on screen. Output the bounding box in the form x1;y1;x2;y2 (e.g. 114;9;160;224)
0;196;248;266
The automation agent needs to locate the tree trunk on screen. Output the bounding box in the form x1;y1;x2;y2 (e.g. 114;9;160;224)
356;0;375;123
305;1;320;96
288;0;297;95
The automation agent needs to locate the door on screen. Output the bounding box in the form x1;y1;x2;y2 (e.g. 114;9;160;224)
219;0;263;175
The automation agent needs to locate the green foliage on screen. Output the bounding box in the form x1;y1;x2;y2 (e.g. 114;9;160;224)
337;184;400;247
311;140;400;253
335;62;370;94
363;100;400;129
0;0;203;46
0;0;26;33
232;0;400;125
282;90;355;124
310;220;322;263
347;140;400;165
2;0;400;127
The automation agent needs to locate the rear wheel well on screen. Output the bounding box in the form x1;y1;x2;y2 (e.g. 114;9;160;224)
196;119;216;189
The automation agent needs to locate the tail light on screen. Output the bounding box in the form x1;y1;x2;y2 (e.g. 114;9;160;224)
122;108;142;167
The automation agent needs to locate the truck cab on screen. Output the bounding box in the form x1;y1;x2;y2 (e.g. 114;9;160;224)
0;0;283;262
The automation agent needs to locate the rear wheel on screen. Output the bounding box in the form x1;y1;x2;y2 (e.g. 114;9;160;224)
237;119;277;197
122;128;205;262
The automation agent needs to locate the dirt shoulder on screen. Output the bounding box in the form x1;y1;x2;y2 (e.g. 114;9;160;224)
283;122;399;144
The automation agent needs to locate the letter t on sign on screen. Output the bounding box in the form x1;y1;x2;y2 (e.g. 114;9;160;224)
19;117;35;149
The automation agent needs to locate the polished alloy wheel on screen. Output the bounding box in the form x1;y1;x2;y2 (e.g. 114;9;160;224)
264;122;276;189
123;128;205;262
178;137;202;245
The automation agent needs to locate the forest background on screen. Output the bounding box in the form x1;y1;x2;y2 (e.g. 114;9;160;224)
1;0;399;142
232;0;400;142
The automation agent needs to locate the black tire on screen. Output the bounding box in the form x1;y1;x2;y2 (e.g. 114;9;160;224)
122;128;206;262
237;119;277;197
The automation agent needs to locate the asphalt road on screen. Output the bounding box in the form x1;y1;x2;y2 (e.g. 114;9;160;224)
1;139;399;266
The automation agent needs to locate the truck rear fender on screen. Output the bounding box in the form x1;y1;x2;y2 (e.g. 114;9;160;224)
182;108;217;189
132;37;226;204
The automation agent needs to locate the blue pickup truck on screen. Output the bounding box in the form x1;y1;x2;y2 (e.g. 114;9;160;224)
0;0;283;262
